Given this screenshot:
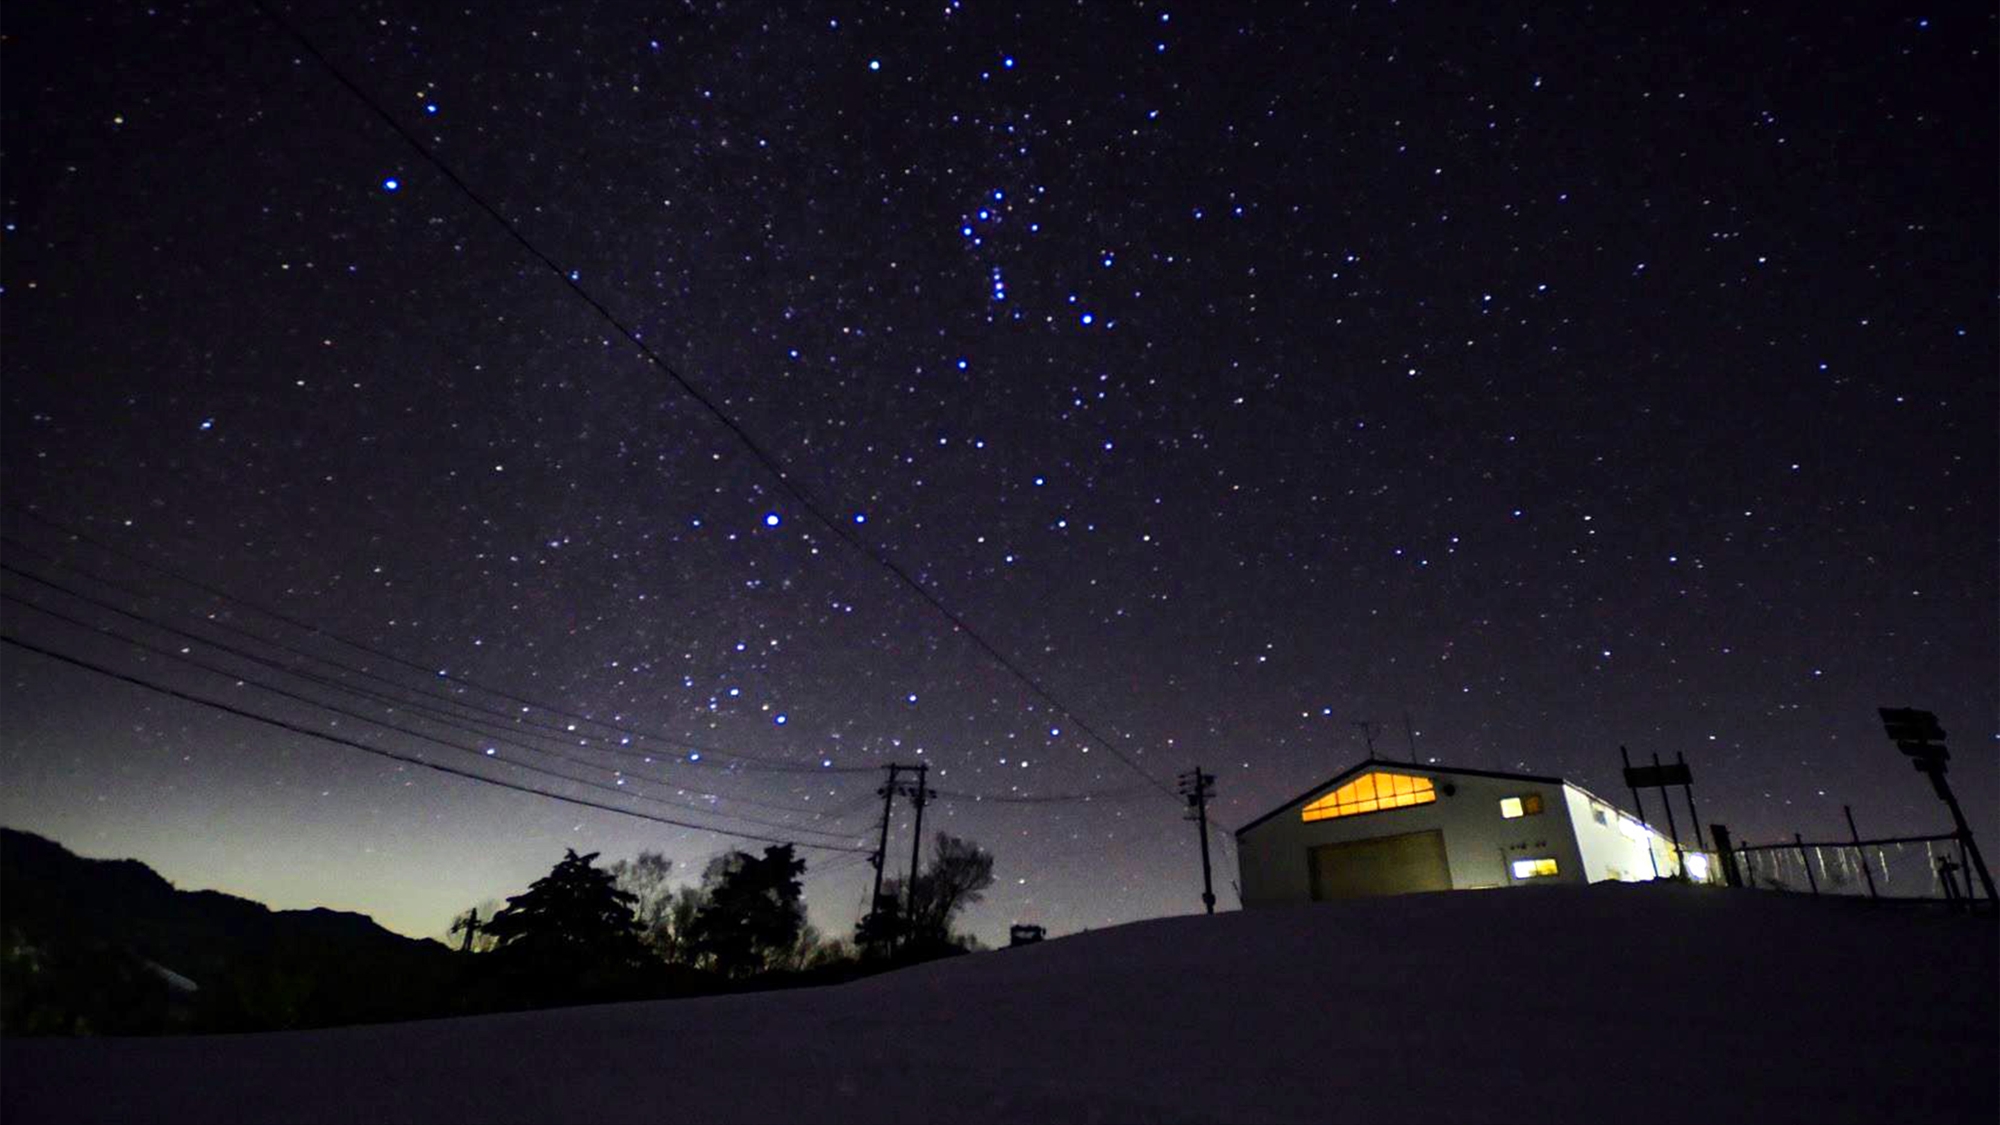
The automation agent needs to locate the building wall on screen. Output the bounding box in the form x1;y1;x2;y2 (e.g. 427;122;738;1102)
1561;786;1691;882
1236;768;1587;907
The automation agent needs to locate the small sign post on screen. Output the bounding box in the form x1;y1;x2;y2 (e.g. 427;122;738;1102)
1878;708;1995;905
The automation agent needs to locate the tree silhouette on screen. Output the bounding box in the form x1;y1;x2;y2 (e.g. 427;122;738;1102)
442;898;501;953
483;850;644;977
867;834;996;955
907;833;995;944
686;845;805;977
607;852;677;956
449;908;481;953
855;891;906;952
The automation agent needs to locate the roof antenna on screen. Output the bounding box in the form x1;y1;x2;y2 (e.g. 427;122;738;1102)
1402;710;1420;764
1354;720;1378;760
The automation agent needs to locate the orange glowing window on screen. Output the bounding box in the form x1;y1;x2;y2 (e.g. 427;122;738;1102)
1300;771;1437;822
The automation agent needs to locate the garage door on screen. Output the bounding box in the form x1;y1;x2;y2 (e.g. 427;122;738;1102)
1309;830;1451;899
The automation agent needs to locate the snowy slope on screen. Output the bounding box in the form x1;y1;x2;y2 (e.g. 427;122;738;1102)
3;882;1993;1124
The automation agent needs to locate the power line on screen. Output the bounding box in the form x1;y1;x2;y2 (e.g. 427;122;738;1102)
240;0;1186;811
0;563;869;821
802;851;875;883
0;548;876;808
0;633;869;854
4;522;872;775
930;786;1147;805
1;595;869;846
7;538;1137;811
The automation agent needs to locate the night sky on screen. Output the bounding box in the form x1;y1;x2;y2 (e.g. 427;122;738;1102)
2;1;1993;945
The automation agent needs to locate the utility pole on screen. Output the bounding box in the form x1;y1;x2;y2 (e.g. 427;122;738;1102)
864;764;902;946
901;762;934;936
1401;711;1420;764
450;907;481;953
1179;767;1217;914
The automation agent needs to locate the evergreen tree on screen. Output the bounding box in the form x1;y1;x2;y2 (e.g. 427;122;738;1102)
483;850;645;976
686;845;805;977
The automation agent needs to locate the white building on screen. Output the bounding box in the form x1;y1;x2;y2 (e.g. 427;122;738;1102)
1235;758;1704;905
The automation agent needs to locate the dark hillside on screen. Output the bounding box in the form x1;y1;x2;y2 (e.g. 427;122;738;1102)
2;827;456;1033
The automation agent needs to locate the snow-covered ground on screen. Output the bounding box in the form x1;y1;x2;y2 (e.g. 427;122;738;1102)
4;882;1993;1123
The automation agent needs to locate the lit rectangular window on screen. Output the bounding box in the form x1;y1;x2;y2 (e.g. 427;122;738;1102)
1499;793;1543;818
1512;857;1559;879
1301;771;1437;822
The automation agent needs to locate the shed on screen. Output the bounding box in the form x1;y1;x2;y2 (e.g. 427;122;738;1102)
1235;758;1699;906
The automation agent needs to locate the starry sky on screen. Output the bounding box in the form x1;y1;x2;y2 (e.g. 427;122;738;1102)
2;0;1993;945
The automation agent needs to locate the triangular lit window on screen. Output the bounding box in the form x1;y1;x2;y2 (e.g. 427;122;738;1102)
1301;771;1437;822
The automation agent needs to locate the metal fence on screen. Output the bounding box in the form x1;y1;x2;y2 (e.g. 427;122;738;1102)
1735;832;1977;901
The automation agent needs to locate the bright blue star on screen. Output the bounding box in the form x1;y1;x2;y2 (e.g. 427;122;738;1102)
424;104;438;115
764;512;782;527
1080;312;1094;325
956;357;969;370
853;512;867;524
773;713;789;725
382;177;400;192
868;59;881;71
992;189;1004;201
688;752;702;761
960;225;973;237
1002;56;1015;68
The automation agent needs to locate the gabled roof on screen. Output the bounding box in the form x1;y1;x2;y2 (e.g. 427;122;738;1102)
1233;757;1566;837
